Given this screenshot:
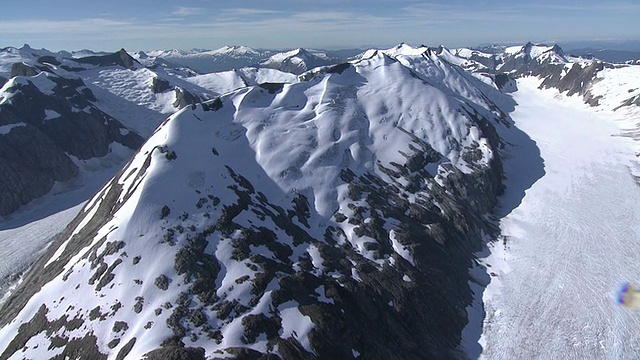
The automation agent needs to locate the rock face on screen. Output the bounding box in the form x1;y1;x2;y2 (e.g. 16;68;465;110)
534;61;614;106
172;87;201;109
0;45;508;359
10;62;40;77
150;76;172;94
76;49;139;70
0;71;144;215
455;43;637;110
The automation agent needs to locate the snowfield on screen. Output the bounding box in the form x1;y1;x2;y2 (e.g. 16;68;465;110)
480;77;640;359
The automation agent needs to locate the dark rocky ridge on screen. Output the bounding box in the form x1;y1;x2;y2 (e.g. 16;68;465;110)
10;62;41;77
76;49;139;70
464;43;636;110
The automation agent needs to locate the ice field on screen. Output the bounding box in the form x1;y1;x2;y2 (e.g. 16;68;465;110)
480;78;640;359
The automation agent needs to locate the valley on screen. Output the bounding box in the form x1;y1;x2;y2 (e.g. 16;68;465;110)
480;78;640;359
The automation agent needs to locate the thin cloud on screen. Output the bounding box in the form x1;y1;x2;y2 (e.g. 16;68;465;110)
173;7;204;17
219;8;282;17
0;18;132;34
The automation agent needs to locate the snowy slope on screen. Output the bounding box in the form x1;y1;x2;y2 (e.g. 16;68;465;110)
0;45;507;360
380;44;510;118
181;68;297;97
79;66;218;137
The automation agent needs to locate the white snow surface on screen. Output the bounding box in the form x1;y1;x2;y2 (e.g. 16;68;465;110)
182;68;297;96
479;77;640;359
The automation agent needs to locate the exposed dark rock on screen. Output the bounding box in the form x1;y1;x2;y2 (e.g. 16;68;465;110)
0;124;79;215
258;83;284;94
535;61;614;106
143;346;206;360
493;73;511;89
202;98;223;112
614;93;640;110
327;62;351;74
76;49;139;70
10;62;40;77
151;76;171;93
115;338;136;360
155;275;170;290
0;72;144;215
0;304;105;360
38;55;61;66
173;87;201;109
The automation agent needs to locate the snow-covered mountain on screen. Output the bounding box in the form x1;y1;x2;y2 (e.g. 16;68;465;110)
139;47;362;76
0;44;289;219
0;44;509;359
259;48;339;75
451;42;640;115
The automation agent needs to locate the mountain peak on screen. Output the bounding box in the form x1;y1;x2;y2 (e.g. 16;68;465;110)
76;48;140;70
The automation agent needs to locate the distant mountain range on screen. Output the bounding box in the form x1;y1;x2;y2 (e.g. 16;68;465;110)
134;46;363;74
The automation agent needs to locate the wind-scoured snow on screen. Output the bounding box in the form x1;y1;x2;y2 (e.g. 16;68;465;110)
480;77;640;359
589;64;640;113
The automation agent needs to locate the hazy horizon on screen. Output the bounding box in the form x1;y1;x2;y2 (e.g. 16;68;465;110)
1;0;639;52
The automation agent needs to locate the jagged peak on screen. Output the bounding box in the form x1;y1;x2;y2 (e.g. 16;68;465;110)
548;44;565;56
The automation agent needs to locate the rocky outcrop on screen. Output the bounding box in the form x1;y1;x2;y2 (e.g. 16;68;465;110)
76;49;139;70
10;62;40;77
150;76;171;94
172;87;201;109
535;61;614;106
0;125;79;215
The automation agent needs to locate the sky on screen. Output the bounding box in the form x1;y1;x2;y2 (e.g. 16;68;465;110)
0;0;638;52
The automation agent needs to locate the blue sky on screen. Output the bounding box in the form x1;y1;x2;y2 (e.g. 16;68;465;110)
0;0;638;51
